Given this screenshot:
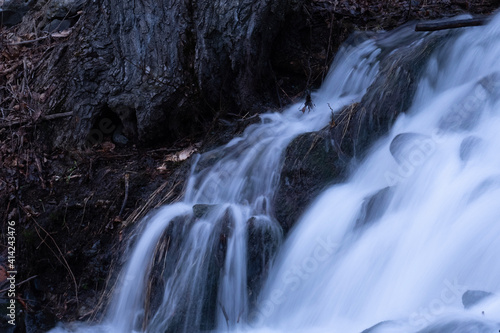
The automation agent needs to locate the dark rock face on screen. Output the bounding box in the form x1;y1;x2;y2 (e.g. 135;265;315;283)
274;129;348;233
34;0;303;148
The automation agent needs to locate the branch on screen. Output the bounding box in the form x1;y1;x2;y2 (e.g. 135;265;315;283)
0;275;38;294
7;36;50;46
42;111;74;120
119;174;130;218
0;111;73;128
415;17;488;32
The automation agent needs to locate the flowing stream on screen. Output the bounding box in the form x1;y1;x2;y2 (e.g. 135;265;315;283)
52;13;500;333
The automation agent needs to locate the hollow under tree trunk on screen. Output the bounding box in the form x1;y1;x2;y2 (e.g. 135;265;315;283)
34;0;303;148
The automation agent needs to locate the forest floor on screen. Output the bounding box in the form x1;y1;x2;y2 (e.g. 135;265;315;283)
0;0;499;331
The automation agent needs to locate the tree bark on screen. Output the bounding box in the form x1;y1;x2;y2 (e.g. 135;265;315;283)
35;0;303;148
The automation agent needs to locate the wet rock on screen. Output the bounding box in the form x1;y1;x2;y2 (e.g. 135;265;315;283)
389;132;433;165
462;290;493;309
439;72;500;133
247;216;282;306
275;129;348;233
361;320;400;333
332;29;447;159
459;136;481;162
416;319;493;333
479;71;500;100
469;176;500;203
276;29;446;233
192;204;217;218
355;187;394;229
145;208;233;332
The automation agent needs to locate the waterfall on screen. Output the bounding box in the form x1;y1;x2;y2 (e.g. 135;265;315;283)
50;13;500;333
250;14;500;333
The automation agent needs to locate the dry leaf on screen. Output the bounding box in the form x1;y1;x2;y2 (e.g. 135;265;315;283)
101;141;115;152
164;145;198;162
51;29;72;38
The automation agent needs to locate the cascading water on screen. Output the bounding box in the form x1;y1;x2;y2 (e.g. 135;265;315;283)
51;12;500;333
248;15;500;333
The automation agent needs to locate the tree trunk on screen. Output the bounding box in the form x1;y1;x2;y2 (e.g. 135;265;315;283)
35;0;303;148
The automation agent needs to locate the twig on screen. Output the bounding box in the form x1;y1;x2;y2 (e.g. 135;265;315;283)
43;111;74;120
7;35;49;46
122;181;170;228
0;111;73;128
119;174;130;218
81;194;93;226
24;210;79;305
155;180;183;207
0;275;38;294
219;301;229;328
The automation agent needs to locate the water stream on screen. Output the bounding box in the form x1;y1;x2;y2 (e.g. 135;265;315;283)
51;13;500;333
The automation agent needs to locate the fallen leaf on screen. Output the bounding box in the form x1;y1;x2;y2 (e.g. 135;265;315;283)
51;29;72;38
101;141;115;152
164;145;198;162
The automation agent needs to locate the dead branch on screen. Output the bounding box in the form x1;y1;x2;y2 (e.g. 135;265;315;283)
0;111;73;128
119;174;130;218
25;211;79;306
415;17;488;31
7;36;50;46
0;275;38;294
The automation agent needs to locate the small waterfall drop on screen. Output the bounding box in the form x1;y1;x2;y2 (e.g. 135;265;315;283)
50;13;500;333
